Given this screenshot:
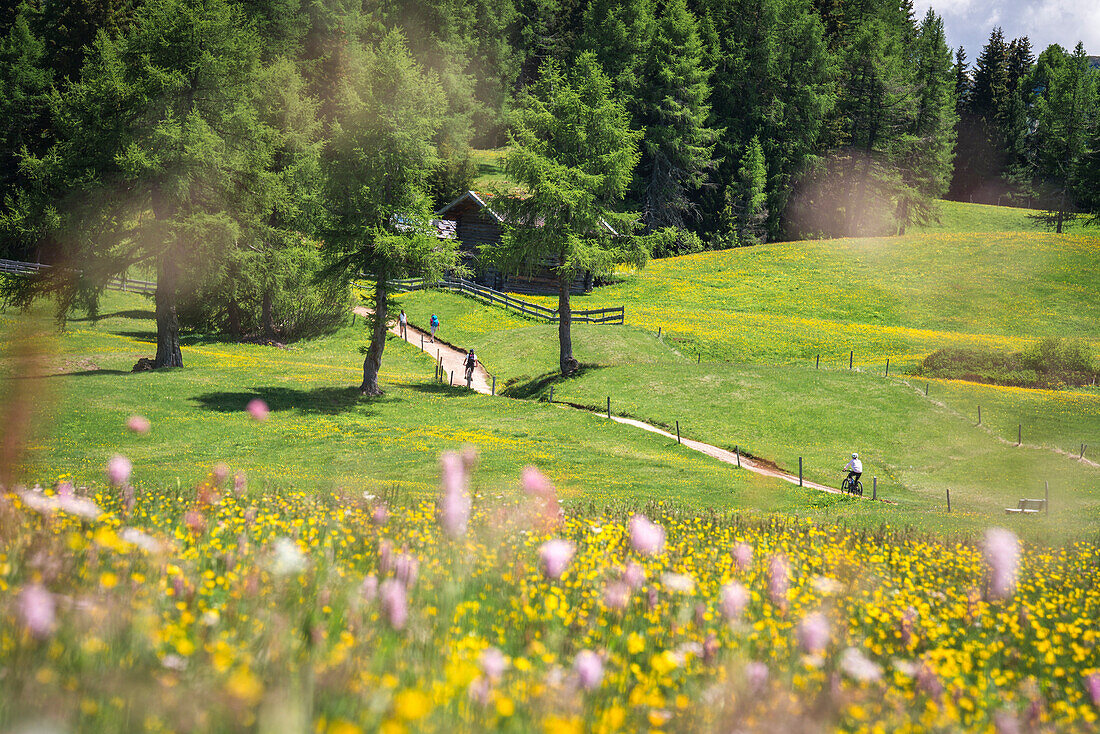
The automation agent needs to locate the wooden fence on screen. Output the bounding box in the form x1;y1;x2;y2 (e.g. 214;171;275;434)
390;276;624;325
0;258;157;296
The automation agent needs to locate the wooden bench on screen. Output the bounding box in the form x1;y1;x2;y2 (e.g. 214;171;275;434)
1004;498;1046;515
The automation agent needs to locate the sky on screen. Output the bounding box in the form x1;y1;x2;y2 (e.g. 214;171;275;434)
913;0;1100;59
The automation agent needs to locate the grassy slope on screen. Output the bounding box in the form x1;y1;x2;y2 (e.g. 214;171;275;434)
1;291;785;511
549;231;1100;366
913;199;1098;234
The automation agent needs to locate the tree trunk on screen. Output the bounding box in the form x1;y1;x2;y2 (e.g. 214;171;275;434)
227;298;242;340
262;287;275;339
360;278;388;396
154;256;183;368
1056;190;1065;234
558;272;577;375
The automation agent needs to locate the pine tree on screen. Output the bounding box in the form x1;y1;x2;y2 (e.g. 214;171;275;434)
953;46;969;113
636;0;719;233
733;136;768;243
576;0;654;106
320;30;460;395
489;53;644;375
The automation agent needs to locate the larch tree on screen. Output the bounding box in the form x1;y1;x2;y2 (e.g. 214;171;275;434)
489;53;644;376
8;0;269;368
320;29;460;396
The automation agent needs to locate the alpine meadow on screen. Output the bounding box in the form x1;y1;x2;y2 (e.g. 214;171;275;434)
1;1;1099;733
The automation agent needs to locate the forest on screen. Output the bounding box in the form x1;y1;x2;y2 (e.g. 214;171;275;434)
0;0;1098;347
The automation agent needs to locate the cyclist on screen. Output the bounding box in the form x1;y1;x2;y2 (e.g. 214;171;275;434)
464;349;478;385
843;453;862;488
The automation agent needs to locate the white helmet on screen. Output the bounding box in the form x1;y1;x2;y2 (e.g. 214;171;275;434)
852;453;858;459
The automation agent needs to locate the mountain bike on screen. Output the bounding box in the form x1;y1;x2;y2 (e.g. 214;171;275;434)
840;472;863;496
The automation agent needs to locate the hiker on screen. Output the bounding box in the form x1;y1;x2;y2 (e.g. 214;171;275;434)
430;313;439;343
398;309;407;339
464;348;477;386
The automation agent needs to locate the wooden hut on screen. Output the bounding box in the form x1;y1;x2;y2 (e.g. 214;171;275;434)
434;191;597;295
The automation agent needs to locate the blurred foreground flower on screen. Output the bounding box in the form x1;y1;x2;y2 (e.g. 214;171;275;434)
719;581;749;620
797;612;830;654
127;415;150;433
438;451;472;538
106;454;132;487
380;579;407;630
19;584;55;639
271;537;307;576
984;527;1020;599
573;650;603;691
733;541;753;571
246;399;269;421
539;539;576;580
628;514;665;556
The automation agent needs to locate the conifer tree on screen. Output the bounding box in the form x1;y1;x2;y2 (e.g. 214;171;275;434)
489;54;644;375
8;0;269;368
320;30;460;395
577;0;654;106
636;0;719;233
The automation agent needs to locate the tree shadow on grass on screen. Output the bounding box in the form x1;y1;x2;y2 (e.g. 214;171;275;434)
498;364;605;399
70;309;156;323
192;385;396;416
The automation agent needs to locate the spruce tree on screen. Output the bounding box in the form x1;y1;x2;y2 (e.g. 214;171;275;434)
636;0;719;233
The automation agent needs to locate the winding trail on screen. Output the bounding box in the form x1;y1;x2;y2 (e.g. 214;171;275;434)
382;312;847;497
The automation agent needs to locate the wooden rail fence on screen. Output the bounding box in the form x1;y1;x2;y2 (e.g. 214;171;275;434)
389;276;624;325
0;258;157;296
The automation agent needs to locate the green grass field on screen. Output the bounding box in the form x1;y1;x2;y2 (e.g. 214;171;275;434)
913;199;1099;234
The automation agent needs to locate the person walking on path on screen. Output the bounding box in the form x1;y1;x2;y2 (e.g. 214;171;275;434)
464;348;478;387
398;309;408;340
430;313;439;343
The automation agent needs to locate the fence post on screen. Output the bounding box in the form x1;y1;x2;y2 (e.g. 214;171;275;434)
885;359;890;377
925;382;929;396
1045;480;1049;514
816;354;820;369
735;446;741;468
492;376;496;396
657;327;662;338
450;370;454;386
978;405;981;425
946;488;951;512
549;386;554;403
421;334;424;350
1080;443;1086;459
798;457;803;487
607;396;611;419
849;351;853;370
1018;424;1022;446
676;421;681;444
872;476;877;500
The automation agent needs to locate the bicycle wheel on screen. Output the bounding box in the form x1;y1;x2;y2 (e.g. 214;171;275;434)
841;478;851;493
854;481;863;496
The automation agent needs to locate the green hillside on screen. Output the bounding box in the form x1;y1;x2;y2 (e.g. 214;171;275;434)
914;200;1098;234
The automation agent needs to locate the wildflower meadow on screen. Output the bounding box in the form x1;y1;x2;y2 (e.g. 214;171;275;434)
2;441;1099;733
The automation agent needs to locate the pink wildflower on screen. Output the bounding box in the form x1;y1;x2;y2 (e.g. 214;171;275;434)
361;573;379;602
622;561;646;590
628;514;665;557
573;650;603;691
246;399;269;422
127;415;150;434
538;539;576;580
797;612;830;654
438;451;471;538
379;579;407;631
603;581;631;611
106;454;132;487
19;584;55;639
394;553;419;588
479;647;508;682
522;466;562;530
233;472;247;496
211;463;230;486
371;504;389;526
733;542;753;572
768;554;789;605
745;661;769;691
984;527;1020;599
1086;672;1100;707
719;581;750;620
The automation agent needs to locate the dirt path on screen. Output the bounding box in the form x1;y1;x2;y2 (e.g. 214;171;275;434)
357;306;852;495
355;307;492;393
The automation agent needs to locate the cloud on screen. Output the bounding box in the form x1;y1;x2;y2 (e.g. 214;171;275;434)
914;0;1099;57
